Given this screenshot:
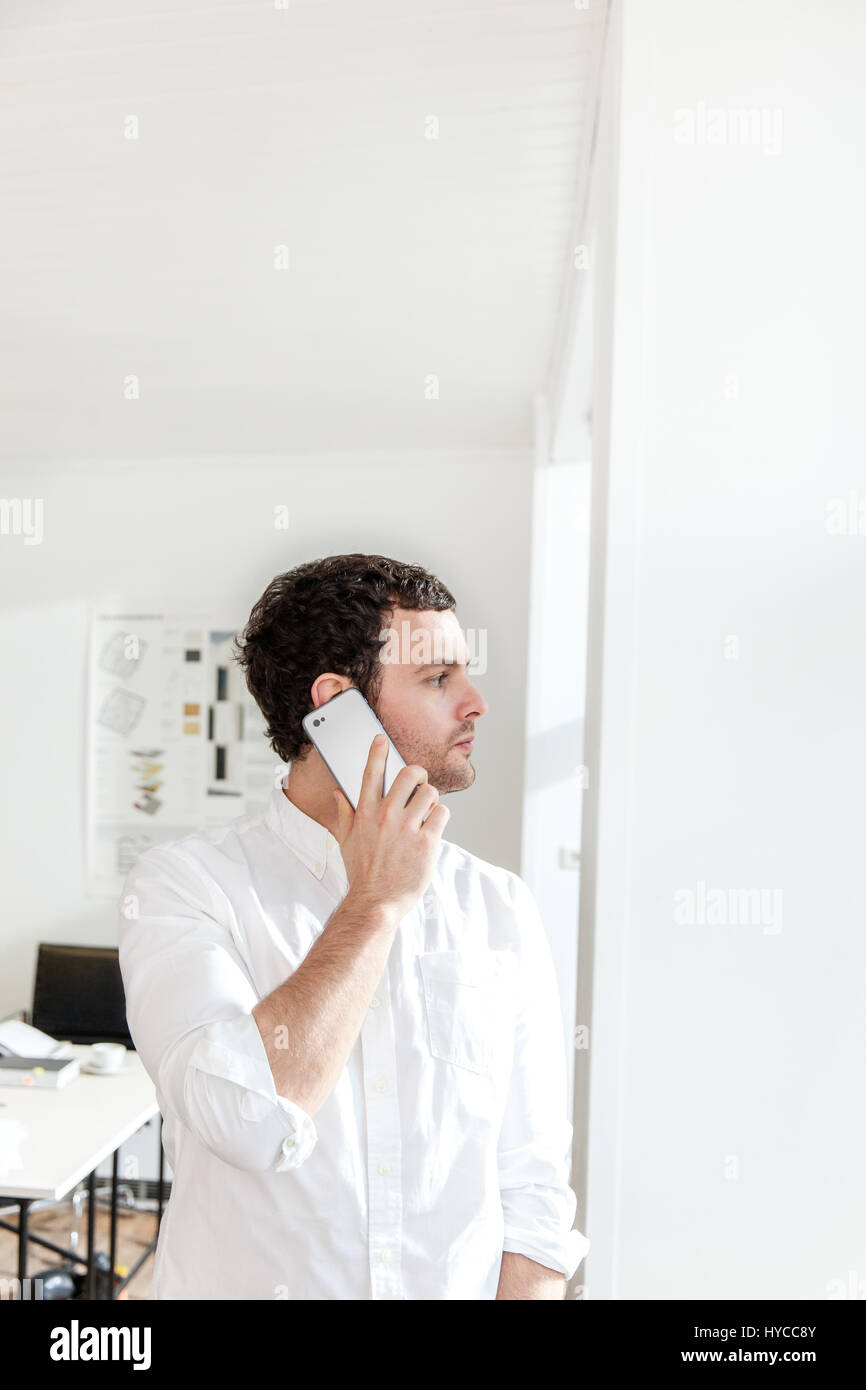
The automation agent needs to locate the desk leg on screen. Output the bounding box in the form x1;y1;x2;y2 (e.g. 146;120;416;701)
85;1168;97;1300
17;1198;31;1284
109;1148;119;1300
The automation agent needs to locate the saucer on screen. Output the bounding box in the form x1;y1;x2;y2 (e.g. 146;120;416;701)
81;1061;132;1076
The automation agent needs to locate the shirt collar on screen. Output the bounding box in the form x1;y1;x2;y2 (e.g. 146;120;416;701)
265;779;345;885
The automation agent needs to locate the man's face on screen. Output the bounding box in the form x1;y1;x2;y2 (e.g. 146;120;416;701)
369;607;488;793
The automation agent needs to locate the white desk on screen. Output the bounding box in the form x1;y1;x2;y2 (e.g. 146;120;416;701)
0;1044;162;1298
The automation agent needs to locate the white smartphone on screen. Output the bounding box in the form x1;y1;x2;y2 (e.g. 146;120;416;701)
301;687;410;811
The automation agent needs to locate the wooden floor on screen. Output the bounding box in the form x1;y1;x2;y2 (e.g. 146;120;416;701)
0;1192;156;1300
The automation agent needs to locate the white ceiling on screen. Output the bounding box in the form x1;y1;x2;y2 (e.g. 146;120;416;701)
0;0;607;461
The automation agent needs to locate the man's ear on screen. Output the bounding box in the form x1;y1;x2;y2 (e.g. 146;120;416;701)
310;674;354;708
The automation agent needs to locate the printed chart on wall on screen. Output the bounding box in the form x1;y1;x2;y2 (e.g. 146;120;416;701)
86;606;280;896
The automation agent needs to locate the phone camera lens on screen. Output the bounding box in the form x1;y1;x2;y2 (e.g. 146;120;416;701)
313;718;320;726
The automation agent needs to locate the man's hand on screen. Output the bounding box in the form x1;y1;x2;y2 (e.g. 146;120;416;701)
253;734;451;1118
333;733;450;922
495;1251;567;1300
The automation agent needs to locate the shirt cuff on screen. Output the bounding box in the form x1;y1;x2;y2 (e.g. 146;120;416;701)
502;1227;591;1281
186;1012;317;1171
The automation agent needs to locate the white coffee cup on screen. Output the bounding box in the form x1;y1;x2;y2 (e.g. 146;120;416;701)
87;1043;126;1072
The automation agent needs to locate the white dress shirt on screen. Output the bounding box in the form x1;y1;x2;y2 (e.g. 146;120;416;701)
117;781;590;1300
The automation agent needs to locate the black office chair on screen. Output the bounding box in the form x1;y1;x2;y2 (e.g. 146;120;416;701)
30;943;134;1048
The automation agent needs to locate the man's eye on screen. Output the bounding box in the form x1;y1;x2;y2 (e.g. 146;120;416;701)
428;672;448;687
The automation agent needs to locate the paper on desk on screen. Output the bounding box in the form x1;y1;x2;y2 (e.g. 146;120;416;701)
0;1019;67;1058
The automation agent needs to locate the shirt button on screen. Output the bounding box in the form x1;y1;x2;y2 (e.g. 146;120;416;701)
373;1078;388;1093
377;1162;391;1176
369;996;381;1009
378;1249;392;1263
313;862;323;875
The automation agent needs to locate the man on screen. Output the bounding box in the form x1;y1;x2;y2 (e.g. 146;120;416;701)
118;553;590;1299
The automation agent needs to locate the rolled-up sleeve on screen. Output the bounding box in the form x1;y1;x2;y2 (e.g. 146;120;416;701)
117;844;317;1174
497;873;590;1281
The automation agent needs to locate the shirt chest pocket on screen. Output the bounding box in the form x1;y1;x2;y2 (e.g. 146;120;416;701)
418;949;512;1077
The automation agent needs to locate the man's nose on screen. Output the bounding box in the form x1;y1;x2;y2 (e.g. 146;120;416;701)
461;684;488;718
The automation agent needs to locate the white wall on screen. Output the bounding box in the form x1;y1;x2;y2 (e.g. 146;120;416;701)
520;429;592;1123
579;0;866;1299
0;449;533;1021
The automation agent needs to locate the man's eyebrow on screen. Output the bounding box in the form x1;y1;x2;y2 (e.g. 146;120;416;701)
413;658;469;675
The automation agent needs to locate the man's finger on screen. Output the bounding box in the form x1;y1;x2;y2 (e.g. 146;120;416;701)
357;733;388;809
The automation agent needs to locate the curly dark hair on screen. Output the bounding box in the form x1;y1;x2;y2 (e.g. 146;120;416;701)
233;553;457;764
